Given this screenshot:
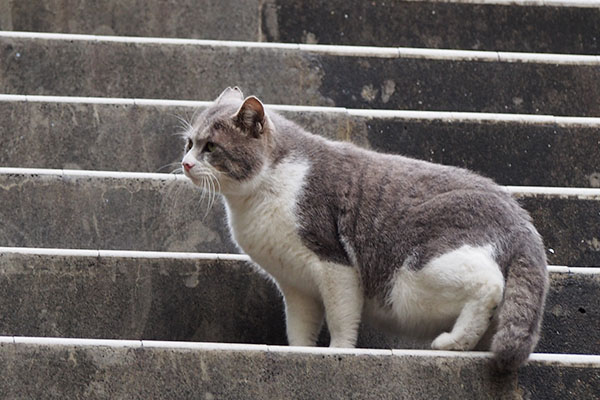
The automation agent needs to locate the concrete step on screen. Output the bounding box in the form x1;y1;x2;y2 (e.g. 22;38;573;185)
1;32;600;116
2;96;600;188
0;338;599;399
2;0;599;54
0;248;597;356
1;169;599;266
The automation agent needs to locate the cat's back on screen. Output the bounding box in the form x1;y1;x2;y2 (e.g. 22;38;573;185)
278;119;537;293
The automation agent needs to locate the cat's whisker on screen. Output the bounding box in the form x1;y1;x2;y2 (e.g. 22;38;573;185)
155;161;180;173
170;113;193;133
203;175;216;220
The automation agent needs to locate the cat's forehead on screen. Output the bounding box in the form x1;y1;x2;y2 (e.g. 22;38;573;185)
191;102;239;138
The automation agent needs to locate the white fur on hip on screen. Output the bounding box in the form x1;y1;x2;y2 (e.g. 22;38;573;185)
365;244;504;338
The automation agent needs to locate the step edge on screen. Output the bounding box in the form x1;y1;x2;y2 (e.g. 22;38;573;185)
2;167;600;198
1;335;599;366
2;94;599;126
1;247;598;274
1;30;599;64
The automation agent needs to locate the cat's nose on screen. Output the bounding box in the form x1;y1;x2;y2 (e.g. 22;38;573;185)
182;162;195;171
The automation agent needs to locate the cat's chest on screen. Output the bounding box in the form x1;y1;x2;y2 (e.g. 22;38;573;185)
223;160;316;286
227;193;300;255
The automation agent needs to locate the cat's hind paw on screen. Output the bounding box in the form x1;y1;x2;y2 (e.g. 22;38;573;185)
431;332;470;351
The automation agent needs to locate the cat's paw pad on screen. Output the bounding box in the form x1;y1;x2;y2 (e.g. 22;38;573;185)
431;332;468;351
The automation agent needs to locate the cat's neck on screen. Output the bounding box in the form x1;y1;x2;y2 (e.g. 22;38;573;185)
222;155;310;211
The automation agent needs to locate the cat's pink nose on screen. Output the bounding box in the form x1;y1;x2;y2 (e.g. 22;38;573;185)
183;162;194;171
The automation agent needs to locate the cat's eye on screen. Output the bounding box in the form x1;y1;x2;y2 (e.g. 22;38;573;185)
205;142;216;152
186;138;193;151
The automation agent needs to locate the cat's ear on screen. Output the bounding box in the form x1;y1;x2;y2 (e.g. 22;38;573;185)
215;86;244;103
234;96;266;137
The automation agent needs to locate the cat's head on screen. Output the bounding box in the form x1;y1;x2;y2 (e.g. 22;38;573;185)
181;87;273;195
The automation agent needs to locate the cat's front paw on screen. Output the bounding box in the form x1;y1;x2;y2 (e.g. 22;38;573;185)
431;332;468;351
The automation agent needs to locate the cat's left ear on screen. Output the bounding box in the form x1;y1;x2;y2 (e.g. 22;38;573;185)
234;96;266;138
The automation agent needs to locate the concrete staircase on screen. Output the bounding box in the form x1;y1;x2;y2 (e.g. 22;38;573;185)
1;1;599;398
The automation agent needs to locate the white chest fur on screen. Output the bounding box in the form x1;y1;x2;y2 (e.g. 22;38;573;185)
223;159;319;294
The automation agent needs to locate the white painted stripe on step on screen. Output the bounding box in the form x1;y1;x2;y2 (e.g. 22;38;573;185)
1;247;597;274
427;0;600;8
13;336;141;348
1;31;599;64
3;168;600;199
506;186;600;199
270;345;394;356
97;250;250;262
547;266;600;274
142;340;269;352
2;94;600;127
0;167;185;181
528;353;600;366
1;336;600;365
0;247;100;257
0;247;251;262
299;44;400;58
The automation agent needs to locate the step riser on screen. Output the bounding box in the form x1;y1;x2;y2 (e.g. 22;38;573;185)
268;0;600;54
0;344;600;400
2;36;600;115
2;100;600;187
1;173;599;266
0;341;599;399
3;1;599;54
0;253;597;355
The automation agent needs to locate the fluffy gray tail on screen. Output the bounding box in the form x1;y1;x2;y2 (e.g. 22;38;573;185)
490;252;549;373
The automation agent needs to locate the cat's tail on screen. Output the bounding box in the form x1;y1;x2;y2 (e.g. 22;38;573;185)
490;239;549;373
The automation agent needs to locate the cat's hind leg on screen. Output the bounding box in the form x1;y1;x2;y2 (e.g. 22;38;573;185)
426;245;505;351
280;284;324;346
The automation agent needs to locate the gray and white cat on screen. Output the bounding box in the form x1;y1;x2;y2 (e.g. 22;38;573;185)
181;87;548;373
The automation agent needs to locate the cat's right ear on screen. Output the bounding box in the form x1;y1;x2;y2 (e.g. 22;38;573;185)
234;96;266;138
215;87;244;103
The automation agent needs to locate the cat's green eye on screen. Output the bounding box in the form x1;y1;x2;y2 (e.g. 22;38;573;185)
186;138;193;151
205;142;216;152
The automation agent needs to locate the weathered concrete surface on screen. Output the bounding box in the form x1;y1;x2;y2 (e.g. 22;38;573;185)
0;341;598;399
2;35;600;115
0;172;599;266
2;0;599;54
0;101;348;175
268;0;600;54
0;173;235;253
2;100;600;188
0;0;261;41
0;252;597;355
0;254;286;345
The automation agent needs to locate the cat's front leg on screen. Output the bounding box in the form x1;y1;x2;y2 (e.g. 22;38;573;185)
317;263;364;348
279;284;324;346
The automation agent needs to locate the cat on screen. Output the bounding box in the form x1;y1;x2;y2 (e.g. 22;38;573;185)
180;87;548;373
